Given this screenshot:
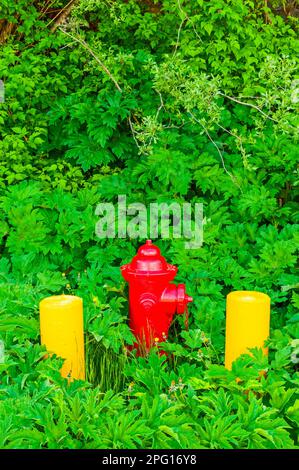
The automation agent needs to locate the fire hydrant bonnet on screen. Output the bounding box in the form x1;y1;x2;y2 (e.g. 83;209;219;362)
121;239;177;279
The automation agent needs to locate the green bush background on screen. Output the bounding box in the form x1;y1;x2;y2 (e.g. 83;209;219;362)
0;0;298;448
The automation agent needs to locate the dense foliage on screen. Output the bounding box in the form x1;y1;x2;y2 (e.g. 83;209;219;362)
0;0;298;449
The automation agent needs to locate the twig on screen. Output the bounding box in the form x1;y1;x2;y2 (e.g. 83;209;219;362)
59;28;122;92
220;93;297;132
155;90;165;120
144;90;166;148
39;0;55;19
128;116;142;151
232;95;261;100
219;92;278;122
264;0;272;24
60;40;77;49
164;121;186;129
189;112;242;191
58;28;146;153
173;18;187;56
177;0;202;43
217;123;248;168
48;0;78;31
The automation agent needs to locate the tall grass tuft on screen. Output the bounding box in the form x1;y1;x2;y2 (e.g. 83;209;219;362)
85;335;128;392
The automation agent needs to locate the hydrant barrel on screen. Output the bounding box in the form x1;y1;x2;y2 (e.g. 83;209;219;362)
121;240;193;350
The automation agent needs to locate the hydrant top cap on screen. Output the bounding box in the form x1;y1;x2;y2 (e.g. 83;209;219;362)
122;239;177;277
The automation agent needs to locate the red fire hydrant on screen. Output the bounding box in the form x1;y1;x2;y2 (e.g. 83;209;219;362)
121;240;193;350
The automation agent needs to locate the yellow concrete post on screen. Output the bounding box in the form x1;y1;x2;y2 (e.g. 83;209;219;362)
39;294;85;380
225;291;270;370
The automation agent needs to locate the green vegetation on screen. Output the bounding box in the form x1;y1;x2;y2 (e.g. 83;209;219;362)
0;0;298;449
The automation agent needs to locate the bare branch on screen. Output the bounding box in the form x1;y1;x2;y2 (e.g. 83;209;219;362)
48;0;78;32
177;0;202;43
59;28;122;92
0;19;17;44
189;112;242;192
219;92;278;122
58;28;148;153
217;123;248;169
155;89;165;120
173;18;187;56
128;116;142;152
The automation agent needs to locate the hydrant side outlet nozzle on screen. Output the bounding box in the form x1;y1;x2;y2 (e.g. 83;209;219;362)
121;240;193;350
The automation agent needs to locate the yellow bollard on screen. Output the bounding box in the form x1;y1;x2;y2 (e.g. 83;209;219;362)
225;291;270;370
39;294;85;380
